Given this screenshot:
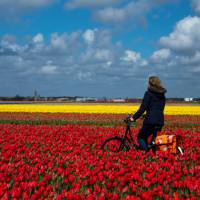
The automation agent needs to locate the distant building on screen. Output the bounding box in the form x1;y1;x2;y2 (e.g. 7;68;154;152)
57;97;71;101
112;99;126;103
193;98;200;102
184;98;193;102
76;97;97;102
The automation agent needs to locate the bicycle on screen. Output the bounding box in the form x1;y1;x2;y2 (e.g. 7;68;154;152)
101;117;139;152
101;117;184;154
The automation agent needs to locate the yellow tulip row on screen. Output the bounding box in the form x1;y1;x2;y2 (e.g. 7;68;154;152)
0;104;200;115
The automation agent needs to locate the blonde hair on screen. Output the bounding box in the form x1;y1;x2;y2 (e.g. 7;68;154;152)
148;76;164;90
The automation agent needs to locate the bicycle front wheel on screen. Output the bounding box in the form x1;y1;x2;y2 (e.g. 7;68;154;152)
101;137;129;153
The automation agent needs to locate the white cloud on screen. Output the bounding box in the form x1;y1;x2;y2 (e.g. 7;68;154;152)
106;61;112;67
50;33;68;50
94;49;112;61
150;50;200;81
140;60;148;66
80;48;113;65
33;33;44;43
40;64;59;75
1;34;16;43
28;33;45;54
155;15;200;76
30;33;45;53
121;50;141;63
0;36;21;54
65;0;175;26
160;16;200;54
191;0;200;15
150;25;200;87
77;71;92;80
151;48;171;62
0;29;149;83
94;1;150;24
0;0;56;16
1;27;200;97
65;0;121;9
95;7;126;23
179;51;200;66
83;29;96;45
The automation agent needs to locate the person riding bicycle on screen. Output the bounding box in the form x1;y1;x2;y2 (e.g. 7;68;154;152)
130;76;167;152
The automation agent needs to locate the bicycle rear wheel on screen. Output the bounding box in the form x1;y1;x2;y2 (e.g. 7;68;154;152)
101;137;129;152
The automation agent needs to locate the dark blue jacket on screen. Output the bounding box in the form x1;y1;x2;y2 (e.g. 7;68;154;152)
133;88;166;126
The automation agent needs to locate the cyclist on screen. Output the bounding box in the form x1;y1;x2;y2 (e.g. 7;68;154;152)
130;76;167;152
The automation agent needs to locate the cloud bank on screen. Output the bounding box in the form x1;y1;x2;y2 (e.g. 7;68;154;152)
1;17;200;97
65;0;121;9
65;0;175;26
0;0;56;17
0;29;150;96
191;0;200;15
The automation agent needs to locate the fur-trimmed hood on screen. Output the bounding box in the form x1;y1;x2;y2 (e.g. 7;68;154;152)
148;85;167;95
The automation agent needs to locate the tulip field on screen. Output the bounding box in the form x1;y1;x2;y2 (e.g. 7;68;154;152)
0;103;200;199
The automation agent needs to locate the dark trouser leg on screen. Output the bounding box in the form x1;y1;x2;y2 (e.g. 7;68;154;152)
151;126;161;142
151;126;162;153
138;138;149;152
137;124;162;152
137;124;152;152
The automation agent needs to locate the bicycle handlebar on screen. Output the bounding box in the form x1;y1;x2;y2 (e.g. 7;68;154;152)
124;117;136;127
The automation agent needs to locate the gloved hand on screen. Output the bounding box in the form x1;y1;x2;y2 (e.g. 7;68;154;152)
129;117;135;122
125;114;135;122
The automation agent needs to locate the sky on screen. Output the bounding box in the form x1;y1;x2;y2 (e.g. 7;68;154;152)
0;0;200;98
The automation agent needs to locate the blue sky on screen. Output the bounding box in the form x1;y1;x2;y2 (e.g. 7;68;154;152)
0;0;200;98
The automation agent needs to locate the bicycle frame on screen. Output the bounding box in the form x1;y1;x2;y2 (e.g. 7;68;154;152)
123;120;160;152
122;122;137;149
